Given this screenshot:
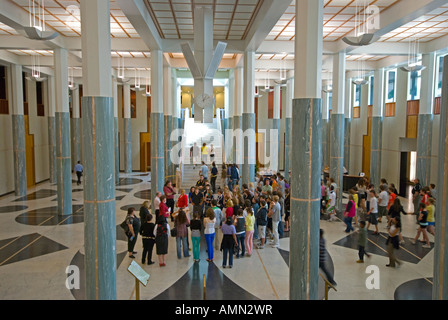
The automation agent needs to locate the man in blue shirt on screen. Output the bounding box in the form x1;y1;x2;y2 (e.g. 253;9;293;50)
74;161;83;185
200;161;209;180
230;164;239;189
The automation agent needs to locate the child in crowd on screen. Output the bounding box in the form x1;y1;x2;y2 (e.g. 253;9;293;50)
326;185;337;222
356;221;371;263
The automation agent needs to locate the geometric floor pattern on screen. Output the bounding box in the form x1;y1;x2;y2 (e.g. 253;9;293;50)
0;171;437;300
333;230;434;264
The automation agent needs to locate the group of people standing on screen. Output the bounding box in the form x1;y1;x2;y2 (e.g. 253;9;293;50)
121;160;292;270
335;176;437;269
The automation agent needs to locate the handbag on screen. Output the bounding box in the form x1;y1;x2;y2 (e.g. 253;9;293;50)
170;227;177;237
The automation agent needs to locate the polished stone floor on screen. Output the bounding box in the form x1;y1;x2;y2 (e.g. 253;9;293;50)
0;172;435;300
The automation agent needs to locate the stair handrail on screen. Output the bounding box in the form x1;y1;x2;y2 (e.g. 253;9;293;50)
320;273;337;300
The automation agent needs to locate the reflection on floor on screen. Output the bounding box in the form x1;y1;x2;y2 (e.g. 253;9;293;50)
0;172;436;300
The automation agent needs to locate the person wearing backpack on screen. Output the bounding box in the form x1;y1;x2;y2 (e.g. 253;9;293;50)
234;209;246;258
125;207;140;259
256;200;268;249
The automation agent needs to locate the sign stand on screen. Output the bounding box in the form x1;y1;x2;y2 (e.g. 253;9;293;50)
127;261;150;300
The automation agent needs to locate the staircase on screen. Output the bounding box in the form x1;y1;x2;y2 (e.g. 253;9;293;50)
180;116;224;190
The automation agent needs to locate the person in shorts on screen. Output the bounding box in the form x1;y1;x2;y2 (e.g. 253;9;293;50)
411;203;431;248
367;189;379;235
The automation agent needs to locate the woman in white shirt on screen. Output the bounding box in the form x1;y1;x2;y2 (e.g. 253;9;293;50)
367;189;379;235
203;208;216;262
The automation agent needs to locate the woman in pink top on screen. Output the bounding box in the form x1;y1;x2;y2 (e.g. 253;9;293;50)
344;195;356;233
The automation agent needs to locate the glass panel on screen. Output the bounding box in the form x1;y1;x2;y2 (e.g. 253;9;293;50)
354;84;361;107
408;70;421;101
386;70;396;103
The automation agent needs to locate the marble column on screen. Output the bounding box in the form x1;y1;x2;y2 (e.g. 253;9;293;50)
164;114;173;178
80;0;116;300
233;67;243;166
433;55;448;300
47;76;57;184
123;84;132;173
54;48;72;215
416;52;436;187
272;84;281;173
164;65;174;181
290;0;324;300
71;84;81;167
344;77;352;173
344;118;351;172
330;51;345;212
10;64;27;196
171;71;179;173
321;88;330;171
112;77;120;184
284;79;293;177
225;69;235;164
151;50;165;202
242;51;256;185
370;69;385;189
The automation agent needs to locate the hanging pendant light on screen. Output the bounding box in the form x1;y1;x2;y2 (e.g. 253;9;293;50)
342;0;379;46
23;0;59;40
262;70;274;93
26;55;47;82
400;38;426;72
254;86;262;98
131;69;144;91
352;56;370;86
274;61;288;86
116;55;130;83
143;71;151;97
68;67;77;90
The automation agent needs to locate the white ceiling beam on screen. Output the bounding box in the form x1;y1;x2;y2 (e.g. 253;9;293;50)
336;0;448;53
0;0;67;49
243;0;292;52
115;0;162;51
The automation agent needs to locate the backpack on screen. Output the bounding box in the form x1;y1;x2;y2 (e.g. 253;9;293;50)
257;207;268;226
120;217;130;235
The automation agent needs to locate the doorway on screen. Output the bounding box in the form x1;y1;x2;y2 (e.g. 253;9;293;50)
399;151;417;198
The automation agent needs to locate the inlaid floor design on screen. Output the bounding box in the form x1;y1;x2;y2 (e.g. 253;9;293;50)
0;172;436;300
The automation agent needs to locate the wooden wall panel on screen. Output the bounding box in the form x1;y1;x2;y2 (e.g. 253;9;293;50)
406;115;418;139
434;97;441;115
407;100;419;116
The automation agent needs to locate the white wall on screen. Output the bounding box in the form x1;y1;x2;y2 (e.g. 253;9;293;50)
27;79;50;184
0;73;51;196
118;85;148;172
349;80;369;176
0;113;14;196
380;69;408;187
256;87;286;172
430;113;440;186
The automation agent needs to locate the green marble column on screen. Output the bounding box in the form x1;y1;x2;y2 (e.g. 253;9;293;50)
12;115;27;196
433;56;448;300
330;114;345;211
242;113;256;184
290;98;322;300
82;96;116;300
55;111;72;215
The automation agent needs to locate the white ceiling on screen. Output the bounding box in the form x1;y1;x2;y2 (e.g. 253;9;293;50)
1;0;448;81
